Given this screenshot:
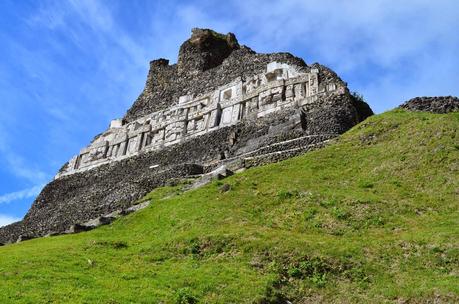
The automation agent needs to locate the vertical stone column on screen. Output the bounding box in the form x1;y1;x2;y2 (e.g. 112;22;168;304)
294;84;305;100
208;104;222;129
73;155;81;170
309;70;319;96
106;145;113;157
231;103;241;123
119;140;127;156
136;134;144;151
285;84;295;102
182;108;189;137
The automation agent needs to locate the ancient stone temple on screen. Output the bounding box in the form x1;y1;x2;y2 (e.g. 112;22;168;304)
57;62;343;178
0;28;373;244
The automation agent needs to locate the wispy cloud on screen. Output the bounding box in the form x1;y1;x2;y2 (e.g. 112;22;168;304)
0;127;49;184
0;214;21;227
27;0;151;119
1;152;48;184
0;184;44;205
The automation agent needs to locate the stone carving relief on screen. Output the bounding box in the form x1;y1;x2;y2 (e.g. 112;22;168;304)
57;62;344;178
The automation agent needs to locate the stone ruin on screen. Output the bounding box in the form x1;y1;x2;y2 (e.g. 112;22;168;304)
399;96;459;114
0;28;373;244
57;62;343;178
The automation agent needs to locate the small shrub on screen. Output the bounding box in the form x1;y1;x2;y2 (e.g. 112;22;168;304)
287;266;302;278
255;275;288;304
304;208;317;221
313;221;323;228
111;241;128;249
366;215;385;227
332;207;349;220
311;273;327;288
344;266;371;285
182;238;201;256
277;190;293;200
181;236;235;257
320;198;337;207
86;240;128;250
351;91;366;103
358;180;374;189
174;288;198;304
391;180;402;187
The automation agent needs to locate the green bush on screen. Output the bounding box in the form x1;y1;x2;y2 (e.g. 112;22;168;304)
174;288;198;304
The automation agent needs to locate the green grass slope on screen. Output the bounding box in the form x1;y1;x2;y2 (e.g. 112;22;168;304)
0;110;458;303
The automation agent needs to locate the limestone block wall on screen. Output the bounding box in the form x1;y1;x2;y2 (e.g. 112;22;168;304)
57;62;345;178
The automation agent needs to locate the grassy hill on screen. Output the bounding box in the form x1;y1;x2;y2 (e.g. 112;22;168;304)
0;109;458;303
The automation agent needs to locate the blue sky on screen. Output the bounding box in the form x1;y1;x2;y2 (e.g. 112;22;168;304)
0;0;458;226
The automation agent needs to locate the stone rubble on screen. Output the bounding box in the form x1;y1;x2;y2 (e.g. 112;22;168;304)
399;96;459;114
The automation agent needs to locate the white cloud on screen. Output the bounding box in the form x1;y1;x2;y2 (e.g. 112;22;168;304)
26;0;150;115
0;184;45;205
0;214;21;227
0;151;48;184
68;0;114;32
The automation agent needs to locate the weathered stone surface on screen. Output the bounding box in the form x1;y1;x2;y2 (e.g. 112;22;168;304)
187;165;234;190
16;234;33;243
400;96;459;113
125;28;308;122
40;203;148;238
219;184;231;193
0;222;23;245
66;223;93;234
178;28;240;74
215;166;233;180
82;215;116;229
122;201;151;215
0;29;373;244
56;60;365;178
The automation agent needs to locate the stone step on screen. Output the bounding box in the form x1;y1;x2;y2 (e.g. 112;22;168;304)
241;141;330;169
237;134;336;159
